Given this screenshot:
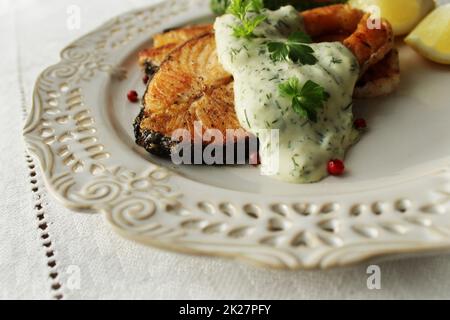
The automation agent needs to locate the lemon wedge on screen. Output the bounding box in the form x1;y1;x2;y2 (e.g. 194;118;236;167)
349;0;436;36
405;4;450;65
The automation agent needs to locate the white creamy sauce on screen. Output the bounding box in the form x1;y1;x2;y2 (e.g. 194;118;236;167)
214;6;360;183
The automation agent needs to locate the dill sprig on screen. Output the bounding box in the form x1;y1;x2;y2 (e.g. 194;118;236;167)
227;0;267;39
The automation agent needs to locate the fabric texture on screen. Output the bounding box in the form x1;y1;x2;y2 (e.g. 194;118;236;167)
1;0;450;300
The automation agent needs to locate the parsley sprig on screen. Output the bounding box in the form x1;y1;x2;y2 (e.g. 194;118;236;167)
227;0;267;39
267;32;317;65
279;78;330;122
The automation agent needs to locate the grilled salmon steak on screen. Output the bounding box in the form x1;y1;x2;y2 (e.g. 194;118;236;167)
135;32;251;159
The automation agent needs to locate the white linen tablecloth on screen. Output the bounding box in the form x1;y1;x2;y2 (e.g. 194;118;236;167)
1;0;450;300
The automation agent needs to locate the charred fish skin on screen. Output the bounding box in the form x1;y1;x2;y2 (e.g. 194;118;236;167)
134;107;258;165
144;61;159;79
134;108;177;158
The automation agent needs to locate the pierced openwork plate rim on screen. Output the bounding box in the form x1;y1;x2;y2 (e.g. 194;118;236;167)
23;0;450;270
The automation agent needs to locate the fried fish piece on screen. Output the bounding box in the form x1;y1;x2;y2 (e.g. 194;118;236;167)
135;33;250;158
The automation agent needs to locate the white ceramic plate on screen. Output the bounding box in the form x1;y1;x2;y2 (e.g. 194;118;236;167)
23;0;450;269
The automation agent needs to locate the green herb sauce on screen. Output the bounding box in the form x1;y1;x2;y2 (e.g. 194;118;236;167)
215;6;360;183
